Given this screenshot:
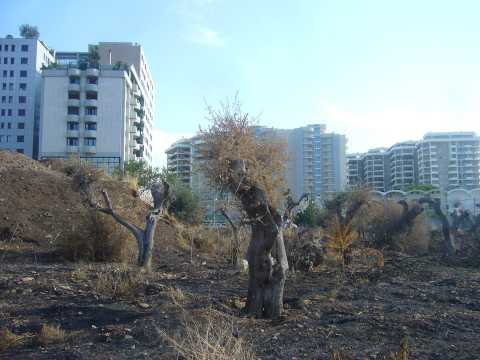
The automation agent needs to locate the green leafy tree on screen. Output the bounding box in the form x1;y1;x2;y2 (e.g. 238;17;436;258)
19;24;39;39
118;160;162;188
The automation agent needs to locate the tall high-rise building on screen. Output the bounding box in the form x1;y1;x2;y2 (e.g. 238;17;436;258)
39;63;149;172
388;141;417;190
0;35;54;158
417;132;480;191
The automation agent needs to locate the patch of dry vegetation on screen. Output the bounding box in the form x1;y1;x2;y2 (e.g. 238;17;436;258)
94;264;144;299
0;328;27;352
37;324;66;346
160;308;255;360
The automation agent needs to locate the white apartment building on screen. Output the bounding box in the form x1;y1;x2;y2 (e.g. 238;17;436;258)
417;132;480;191
362;148;389;192
166;138;193;185
39;64;149;172
0;35;54;157
388;141;417;190
346;153;363;188
97;42;154;161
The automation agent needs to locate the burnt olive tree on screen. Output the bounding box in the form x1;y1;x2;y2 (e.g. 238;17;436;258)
199;99;291;318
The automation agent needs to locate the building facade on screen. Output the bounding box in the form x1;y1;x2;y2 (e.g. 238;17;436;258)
0;35;54;158
388;141;417;190
346;153;363;188
417;132;480;191
362;148;389;192
39;64;148;173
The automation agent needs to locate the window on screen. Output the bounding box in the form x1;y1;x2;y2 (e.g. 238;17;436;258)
11;45;15;52
7;122;11;129
20;70;27;78
69;76;80;84
85;122;97;130
84;137;96;146
20;57;28;64
0;110;4;116
67;137;79;146
1;83;5;90
21;45;28;52
3;57;7;64
8;96;12;103
68;91;80;99
87;77;98;84
10;58;14;65
0;45;2;51
67;106;79;115
1;96;5;103
85;107;97;115
67;121;79;130
17;135;24;143
9;70;13;77
18;109;26;116
0;122;3;128
19;83;26;90
18;96;26;104
8;83;13;90
7;109;12;116
6;135;10;143
17;122;24;129
16;149;24;154
4;45;7;51
2;70;6;77
86;91;97;100
0;135;3;143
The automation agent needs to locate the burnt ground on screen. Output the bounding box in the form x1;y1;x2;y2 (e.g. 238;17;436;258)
1;244;480;360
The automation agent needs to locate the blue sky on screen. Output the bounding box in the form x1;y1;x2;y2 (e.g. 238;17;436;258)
2;0;480;166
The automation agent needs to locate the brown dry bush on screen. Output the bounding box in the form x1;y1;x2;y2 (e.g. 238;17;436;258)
0;328;27;352
160;308;255;360
37;324;66;346
94;264;144;299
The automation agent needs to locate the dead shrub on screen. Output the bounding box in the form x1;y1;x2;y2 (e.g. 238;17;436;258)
37;324;65;346
394;214;430;255
94;265;144;299
390;336;409;360
325;216;358;269
160;308;255;360
0;328;27;352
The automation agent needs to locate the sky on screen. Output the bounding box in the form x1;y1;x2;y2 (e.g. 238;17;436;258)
2;0;480;166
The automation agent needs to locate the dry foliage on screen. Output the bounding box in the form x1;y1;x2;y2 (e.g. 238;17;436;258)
0;328;27;351
199;98;287;207
94;265;144;299
390;336;410;360
160;308;255;360
37;324;66;346
325;216;358;267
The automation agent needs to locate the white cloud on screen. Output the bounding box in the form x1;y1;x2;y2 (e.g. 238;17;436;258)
151;128;193;168
189;26;225;47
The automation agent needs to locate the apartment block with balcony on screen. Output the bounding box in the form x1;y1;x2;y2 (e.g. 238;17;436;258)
346;153;364;188
417;132;480;191
362;148;389;192
0;35;54;158
388;141;417;190
166;138;193;185
39;63;149;173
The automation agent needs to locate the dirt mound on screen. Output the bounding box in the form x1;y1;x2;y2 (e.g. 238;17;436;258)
0;151;175;262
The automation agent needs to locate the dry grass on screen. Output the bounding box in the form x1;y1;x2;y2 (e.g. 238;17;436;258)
37;324;66;346
390;336;410;360
94;264;144;299
0;328;27;352
160;308;256;360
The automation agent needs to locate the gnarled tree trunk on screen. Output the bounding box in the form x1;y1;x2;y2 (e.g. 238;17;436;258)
94;181;170;271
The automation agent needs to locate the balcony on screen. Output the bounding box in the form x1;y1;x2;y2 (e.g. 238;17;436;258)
86;68;99;77
66;129;79;137
134;135;144;145
85;83;98;92
68;68;81;77
84;129;96;138
68;83;80;92
67;99;80;107
84;99;97;107
66;114;80;122
84;145;96;154
84;114;97;122
66;145;79;153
